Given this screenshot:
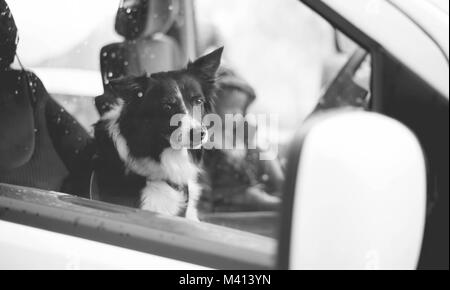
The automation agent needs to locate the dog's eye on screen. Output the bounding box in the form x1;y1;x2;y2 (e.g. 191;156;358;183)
192;97;205;106
163;104;172;112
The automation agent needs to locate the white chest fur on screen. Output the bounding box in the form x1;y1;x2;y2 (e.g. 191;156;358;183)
137;149;201;220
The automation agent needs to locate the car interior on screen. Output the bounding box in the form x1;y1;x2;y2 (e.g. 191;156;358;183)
0;4;93;198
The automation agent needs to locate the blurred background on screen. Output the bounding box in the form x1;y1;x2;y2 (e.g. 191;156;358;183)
8;0;336;139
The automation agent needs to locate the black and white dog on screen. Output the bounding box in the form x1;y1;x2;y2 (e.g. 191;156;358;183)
94;48;223;220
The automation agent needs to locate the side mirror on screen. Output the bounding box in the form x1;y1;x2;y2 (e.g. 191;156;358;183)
279;111;426;270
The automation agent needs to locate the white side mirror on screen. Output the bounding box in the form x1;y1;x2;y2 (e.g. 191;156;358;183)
284;111;426;270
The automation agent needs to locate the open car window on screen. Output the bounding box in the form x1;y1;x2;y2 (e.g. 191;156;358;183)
1;0;372;269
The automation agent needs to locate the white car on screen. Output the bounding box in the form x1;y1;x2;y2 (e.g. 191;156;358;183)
0;0;448;270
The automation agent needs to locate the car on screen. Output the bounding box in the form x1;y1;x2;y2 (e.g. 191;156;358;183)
0;0;448;270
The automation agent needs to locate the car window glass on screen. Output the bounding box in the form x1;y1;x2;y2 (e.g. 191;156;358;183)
2;0;372;267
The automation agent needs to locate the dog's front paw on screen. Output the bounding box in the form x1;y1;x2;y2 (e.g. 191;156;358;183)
185;207;199;221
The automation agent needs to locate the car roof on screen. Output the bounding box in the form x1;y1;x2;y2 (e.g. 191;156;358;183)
390;0;449;59
427;0;449;14
309;0;449;98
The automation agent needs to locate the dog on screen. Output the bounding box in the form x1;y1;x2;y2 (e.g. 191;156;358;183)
94;47;223;220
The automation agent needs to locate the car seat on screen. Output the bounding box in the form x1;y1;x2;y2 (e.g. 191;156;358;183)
0;0;94;197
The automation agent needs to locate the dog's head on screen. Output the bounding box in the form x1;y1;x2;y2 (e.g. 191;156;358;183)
107;47;223;161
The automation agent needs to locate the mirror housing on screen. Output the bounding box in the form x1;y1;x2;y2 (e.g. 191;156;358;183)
280;111;426;270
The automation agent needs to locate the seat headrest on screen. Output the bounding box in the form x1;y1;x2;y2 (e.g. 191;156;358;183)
0;0;18;70
0;71;35;171
115;0;180;40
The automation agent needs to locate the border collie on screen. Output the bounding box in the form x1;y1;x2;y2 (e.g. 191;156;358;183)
94;47;223;220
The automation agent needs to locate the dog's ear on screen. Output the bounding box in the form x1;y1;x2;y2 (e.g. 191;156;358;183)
188;47;224;80
108;74;150;101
